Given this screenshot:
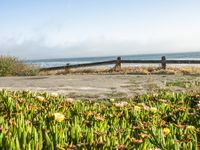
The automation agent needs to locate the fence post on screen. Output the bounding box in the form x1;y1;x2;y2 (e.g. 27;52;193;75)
65;63;70;73
114;57;121;70
161;56;166;69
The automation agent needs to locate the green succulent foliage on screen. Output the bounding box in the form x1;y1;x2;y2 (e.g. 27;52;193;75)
0;89;199;149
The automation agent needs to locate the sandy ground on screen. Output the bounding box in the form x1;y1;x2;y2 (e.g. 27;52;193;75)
1;74;200;100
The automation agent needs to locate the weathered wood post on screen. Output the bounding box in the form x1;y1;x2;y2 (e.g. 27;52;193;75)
113;57;121;70
161;56;166;69
65;63;70;73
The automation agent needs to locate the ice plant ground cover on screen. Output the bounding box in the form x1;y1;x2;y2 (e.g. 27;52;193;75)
0;90;199;149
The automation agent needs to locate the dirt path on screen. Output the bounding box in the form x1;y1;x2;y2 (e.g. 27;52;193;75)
0;74;200;99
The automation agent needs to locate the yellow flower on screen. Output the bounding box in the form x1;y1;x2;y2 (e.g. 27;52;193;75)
163;128;170;136
186;125;196;130
54;113;65;122
36;96;45;102
110;98;115;102
150;107;157;113
134;105;141;112
51;92;58;97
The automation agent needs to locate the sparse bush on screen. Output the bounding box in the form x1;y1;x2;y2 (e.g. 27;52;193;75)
0;55;39;76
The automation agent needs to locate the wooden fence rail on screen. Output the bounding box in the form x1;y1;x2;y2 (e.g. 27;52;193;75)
40;56;200;71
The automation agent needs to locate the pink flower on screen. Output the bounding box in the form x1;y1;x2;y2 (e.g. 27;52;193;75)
66;98;75;103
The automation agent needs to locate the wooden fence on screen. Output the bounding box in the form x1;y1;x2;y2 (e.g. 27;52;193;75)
40;56;200;71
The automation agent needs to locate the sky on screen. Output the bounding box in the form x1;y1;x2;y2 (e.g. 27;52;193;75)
0;0;200;59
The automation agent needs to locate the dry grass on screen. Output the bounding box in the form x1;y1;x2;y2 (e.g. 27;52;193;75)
39;65;200;75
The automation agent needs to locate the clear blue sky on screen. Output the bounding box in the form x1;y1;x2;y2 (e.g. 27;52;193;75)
0;0;200;59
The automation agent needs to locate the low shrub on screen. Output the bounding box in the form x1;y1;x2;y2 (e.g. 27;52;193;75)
0;55;39;76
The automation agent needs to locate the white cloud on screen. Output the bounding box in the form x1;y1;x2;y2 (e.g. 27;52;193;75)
0;35;200;60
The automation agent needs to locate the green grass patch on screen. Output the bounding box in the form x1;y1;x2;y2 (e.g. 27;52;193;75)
165;80;200;88
165;81;189;88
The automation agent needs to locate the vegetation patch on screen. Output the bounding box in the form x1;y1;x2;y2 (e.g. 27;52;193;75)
0;55;39;76
0;90;199;149
165;80;200;88
40;66;200;76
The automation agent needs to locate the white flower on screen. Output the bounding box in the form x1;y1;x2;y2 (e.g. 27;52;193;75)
113;101;128;107
158;99;168;103
36;96;45;102
51;92;58;97
138;103;150;110
197;101;200;108
197;103;200;108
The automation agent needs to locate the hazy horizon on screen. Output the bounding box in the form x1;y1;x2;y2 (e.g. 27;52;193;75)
27;50;200;61
1;0;200;59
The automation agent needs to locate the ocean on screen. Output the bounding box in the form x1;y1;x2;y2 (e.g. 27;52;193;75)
25;51;200;68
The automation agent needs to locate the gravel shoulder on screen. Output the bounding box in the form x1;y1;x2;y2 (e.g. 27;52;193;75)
1;74;200;100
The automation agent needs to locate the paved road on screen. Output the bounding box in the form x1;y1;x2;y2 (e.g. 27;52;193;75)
0;74;199;100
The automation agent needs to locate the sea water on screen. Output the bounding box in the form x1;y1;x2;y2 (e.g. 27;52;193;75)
25;51;200;68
